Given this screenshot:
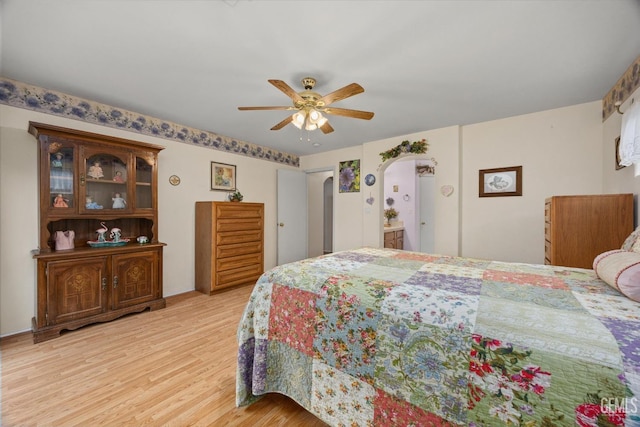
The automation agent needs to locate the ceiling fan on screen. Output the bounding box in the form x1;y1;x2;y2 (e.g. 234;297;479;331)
238;77;374;134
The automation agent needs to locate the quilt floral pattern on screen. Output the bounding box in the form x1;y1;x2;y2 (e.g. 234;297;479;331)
237;248;640;426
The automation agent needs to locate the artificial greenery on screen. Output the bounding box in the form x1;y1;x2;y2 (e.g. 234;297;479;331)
384;207;398;221
228;190;244;202
380;138;429;162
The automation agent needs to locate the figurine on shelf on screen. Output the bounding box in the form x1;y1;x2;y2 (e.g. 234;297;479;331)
51;153;64;168
112;170;125;183
88;161;104;179
85;196;103;209
53;193;69;208
112;193;127;209
96;222;108;243
110;228;122;243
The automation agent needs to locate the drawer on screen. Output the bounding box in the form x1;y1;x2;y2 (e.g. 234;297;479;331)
215;264;263;289
217;218;263;233
545;239;551;259
216;203;263;219
217;230;262;246
216;252;262;271
544;201;550;221
216;241;263;259
544;222;550;240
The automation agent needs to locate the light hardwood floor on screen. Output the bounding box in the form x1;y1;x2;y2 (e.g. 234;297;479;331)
1;286;328;426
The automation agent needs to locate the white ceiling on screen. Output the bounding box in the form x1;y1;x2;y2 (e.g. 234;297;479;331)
2;0;640;157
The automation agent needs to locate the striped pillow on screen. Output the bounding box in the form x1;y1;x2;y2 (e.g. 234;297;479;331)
593;250;640;302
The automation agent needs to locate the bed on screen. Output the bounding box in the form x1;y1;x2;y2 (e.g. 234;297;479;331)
236;247;640;426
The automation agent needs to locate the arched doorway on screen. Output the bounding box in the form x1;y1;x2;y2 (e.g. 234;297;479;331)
381;156;436;252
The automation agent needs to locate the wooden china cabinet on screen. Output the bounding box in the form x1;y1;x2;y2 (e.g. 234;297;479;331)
29;122;166;343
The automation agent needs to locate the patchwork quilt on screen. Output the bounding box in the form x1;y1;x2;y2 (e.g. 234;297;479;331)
236;248;640;426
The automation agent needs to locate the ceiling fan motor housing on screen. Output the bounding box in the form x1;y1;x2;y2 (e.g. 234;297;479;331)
301;77;316;90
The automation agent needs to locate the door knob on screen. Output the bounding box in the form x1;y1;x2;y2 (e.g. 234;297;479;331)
279;222;284;227
421;222;426;225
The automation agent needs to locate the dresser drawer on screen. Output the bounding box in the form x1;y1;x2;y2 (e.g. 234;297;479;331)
216;230;262;246
216;252;262;271
216;241;262;259
216;203;263;219
215;264;263;289
217;218;263;233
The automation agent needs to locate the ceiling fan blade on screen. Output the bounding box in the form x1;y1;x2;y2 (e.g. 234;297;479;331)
238;106;293;111
270;115;294;130
320;121;334;134
268;79;304;104
323;107;374;120
318;83;364;106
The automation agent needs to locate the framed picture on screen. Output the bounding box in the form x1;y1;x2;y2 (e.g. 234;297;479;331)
615;136;626;170
210;162;236;191
338;159;360;193
479;166;522;197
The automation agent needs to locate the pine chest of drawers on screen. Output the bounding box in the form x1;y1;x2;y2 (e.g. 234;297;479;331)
195;202;264;294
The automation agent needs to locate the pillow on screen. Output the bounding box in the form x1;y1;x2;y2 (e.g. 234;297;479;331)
621;226;640;251
593;250;640;302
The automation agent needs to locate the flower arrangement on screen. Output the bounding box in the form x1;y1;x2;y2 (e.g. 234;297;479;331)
384;207;398;222
380;138;429;162
228;190;243;202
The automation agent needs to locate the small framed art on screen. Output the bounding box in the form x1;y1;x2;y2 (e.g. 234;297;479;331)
479;166;522;197
211;162;236;191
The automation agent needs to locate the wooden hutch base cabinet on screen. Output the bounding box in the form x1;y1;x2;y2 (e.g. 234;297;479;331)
544;193;633;269
195;201;264;294
29;122;166;343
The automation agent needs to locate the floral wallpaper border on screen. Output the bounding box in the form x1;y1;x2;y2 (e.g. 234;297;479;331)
602;55;640;122
0;77;299;167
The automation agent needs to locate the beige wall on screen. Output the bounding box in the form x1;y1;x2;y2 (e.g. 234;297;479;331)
461;101;604;263
0;96;633;336
0;105;298;336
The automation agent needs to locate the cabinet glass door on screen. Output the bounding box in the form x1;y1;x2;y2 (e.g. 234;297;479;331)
49;145;75;210
135;155;153;210
83;151;130;213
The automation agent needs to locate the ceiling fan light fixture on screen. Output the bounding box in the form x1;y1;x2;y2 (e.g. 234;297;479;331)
309;109;321;121
292;111;306;129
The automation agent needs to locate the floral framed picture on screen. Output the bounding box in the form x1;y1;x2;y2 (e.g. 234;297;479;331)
211;162;236;191
479;166;522;197
339;159;360;193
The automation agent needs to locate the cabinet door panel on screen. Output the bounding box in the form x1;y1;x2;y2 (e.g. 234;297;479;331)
46;257;108;325
112;250;159;310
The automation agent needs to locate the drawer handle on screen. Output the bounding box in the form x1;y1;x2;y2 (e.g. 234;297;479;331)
113;276;118;288
279;222;284;227
101;277;107;291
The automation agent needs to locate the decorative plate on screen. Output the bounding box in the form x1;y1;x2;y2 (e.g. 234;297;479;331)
169;175;181;186
364;174;376;186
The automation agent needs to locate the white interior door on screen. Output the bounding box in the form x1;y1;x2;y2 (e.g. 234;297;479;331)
277;169;308;265
419;175;436;253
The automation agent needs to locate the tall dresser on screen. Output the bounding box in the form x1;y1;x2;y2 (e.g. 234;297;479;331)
195;201;264;294
544;194;633;269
